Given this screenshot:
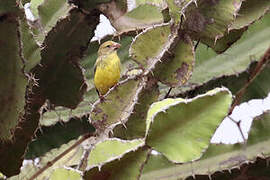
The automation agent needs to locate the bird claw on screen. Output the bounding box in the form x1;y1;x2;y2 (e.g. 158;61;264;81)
99;95;106;102
113;83;120;89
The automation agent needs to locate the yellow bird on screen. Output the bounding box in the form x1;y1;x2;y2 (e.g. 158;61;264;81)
94;41;121;98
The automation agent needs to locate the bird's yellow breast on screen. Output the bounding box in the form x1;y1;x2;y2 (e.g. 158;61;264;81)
94;52;121;95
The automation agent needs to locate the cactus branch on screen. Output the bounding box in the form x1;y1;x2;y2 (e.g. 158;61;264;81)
29;133;93;180
229;46;270;114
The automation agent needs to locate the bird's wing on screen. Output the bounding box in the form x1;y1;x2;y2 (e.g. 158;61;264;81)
93;63;97;76
93;59;99;95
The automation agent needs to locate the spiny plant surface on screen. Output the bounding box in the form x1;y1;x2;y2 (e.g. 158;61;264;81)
0;0;269;179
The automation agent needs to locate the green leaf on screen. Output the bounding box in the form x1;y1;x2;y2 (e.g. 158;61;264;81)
154;34;195;87
85;147;149;180
50;168;82;180
146;88;232;163
129;24;171;68
87;138;145;168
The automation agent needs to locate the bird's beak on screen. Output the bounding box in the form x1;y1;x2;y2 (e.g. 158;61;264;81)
112;42;121;50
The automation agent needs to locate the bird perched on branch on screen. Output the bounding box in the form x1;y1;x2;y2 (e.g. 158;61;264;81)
94;41;121;100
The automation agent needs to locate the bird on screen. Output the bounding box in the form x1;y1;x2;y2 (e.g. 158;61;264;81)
94;41;121;100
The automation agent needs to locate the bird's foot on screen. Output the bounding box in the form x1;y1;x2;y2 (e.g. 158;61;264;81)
113;83;120;90
99;95;106;102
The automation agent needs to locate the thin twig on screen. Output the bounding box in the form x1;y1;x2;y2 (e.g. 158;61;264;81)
194;40;200;51
77;148;91;171
28;133;93;180
228;116;246;143
137;147;152;180
229;46;270;114
164;87;172;99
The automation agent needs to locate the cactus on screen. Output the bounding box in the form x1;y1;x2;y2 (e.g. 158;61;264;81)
0;0;269;179
141;112;270;180
145;88;232;163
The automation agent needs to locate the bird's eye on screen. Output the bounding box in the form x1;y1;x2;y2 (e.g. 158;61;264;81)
106;45;111;48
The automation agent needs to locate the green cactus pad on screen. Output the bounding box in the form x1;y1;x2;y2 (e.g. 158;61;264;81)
181;58;270;104
20;18;42;71
136;0;166;8
0;16;27;141
229;0;270;30
98;1;162;32
129;24;171;68
165;0;181;24
25;116;95;159
40;89;99;127
113;77;159;139
68;0;110;12
114;4;163;31
189;13;270;87
31;0;72;43
0;172;4;179
126;4;163;23
146;88;232;163
166;0;197;24
205;0;270;54
87;138;144;168
29;0;43;18
50;168;82;180
154;34;195;87
90;77;145;130
41;36;134;127
184;0;242;44
37;9;100;108
204;28;248;54
0;1;20;15
142;112;270;179
10;139;84;180
85;147;149;180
